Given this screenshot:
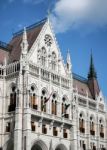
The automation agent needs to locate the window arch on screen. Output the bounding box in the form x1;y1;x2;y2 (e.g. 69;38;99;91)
8;85;16;112
30;85;38;110
51;93;57;115
41;47;47;66
41;89;48;112
99;119;104;138
37;47;47;67
79;113;85;133
51;52;57;71
62;96;69;119
90;116;95;136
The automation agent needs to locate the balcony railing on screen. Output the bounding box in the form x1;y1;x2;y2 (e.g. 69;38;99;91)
29;62;70;89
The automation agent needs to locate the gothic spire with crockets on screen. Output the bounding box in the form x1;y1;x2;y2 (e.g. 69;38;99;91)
88;51;97;79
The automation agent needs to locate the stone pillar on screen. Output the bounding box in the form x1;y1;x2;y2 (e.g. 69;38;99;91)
71;115;78;150
14;107;22;150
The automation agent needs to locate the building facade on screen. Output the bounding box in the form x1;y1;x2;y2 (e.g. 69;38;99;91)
0;18;106;150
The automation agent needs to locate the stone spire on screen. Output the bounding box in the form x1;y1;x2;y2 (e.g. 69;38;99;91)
88;52;97;79
66;49;72;74
21;27;28;57
87;52;100;99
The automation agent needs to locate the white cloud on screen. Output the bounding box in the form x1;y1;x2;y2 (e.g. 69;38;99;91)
51;0;107;33
23;0;44;5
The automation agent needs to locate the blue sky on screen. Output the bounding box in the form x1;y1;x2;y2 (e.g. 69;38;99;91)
0;0;107;99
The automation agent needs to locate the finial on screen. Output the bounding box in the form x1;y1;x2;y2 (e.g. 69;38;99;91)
47;0;51;22
66;49;72;74
20;27;28;56
88;50;97;79
67;49;71;63
23;27;27;41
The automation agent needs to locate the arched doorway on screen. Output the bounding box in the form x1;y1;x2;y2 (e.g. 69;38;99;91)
4;139;14;150
31;144;42;150
31;140;48;150
55;144;67;150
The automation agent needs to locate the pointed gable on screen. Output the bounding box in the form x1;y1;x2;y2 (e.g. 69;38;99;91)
28;18;67;76
9;18;47;62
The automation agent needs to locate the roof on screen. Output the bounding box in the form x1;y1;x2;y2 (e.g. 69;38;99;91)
73;73;93;98
0;41;12;64
0;48;9;65
9;18;47;62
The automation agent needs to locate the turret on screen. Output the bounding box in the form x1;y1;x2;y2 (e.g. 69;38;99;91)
88;52;100;99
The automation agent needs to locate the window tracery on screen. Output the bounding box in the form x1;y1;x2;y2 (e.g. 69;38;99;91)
37;47;47;67
44;34;52;47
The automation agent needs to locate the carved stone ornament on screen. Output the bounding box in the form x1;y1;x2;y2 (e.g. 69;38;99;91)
44;34;53;47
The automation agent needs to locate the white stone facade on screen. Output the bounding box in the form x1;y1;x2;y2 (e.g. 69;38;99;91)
0;18;106;150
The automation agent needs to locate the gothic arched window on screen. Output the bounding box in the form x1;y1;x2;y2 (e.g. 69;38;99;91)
51;52;57;71
8;86;16;112
41;47;47;66
41;89;47;112
62;96;69;119
37;47;47;67
30;86;38;110
99;119;104;138
51;93;57;115
90;116;95;136
79;113;85;133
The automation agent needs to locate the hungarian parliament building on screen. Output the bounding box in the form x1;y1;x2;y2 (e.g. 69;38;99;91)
0;18;106;150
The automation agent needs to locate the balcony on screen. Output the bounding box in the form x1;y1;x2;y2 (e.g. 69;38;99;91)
29;62;70;89
31;109;72;127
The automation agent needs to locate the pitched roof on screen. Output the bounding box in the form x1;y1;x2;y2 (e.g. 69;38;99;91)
0;41;12;64
0;48;9;65
9;18;47;62
73;73;93;98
